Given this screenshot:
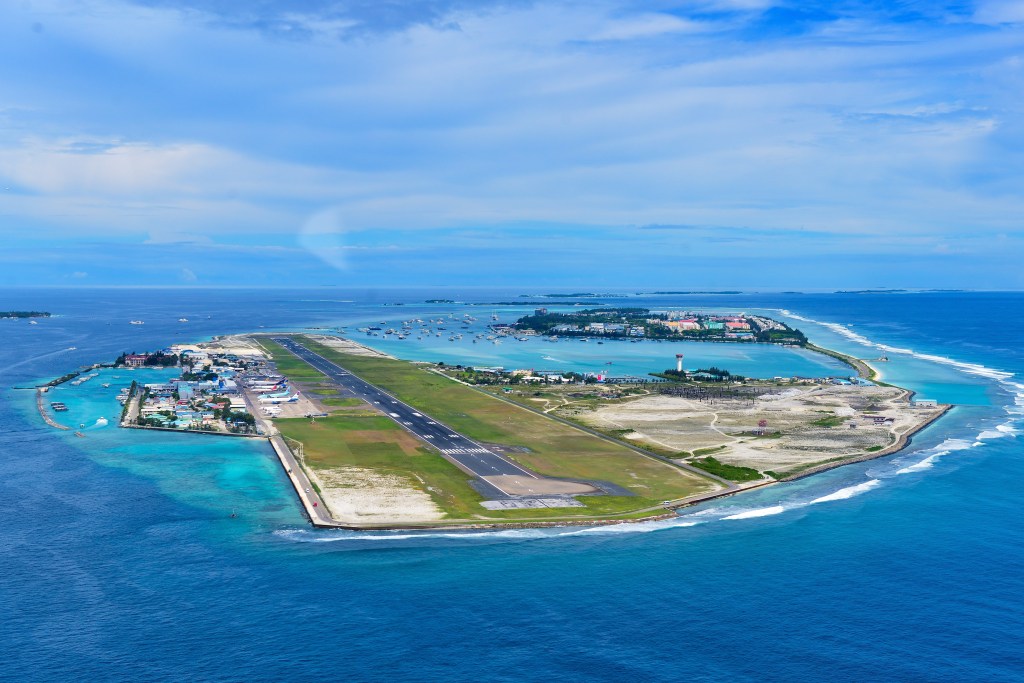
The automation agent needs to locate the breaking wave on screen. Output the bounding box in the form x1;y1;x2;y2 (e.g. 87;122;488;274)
895;438;977;474
810;479;880;504
722;506;786;520
274;311;1022;545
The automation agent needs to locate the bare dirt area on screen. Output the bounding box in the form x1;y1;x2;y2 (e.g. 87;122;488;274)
575;384;947;477
307;466;445;524
180;335;268;357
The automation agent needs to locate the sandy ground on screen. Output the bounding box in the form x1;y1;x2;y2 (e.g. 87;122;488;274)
177;335;269;357
307;466;445;523
305;335;395;359
577;384;946;475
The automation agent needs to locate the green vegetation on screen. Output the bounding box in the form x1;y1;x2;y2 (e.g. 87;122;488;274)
810;414;846;428
46;371;81;387
865;445;884;452
265;336;721;517
513;308;806;345
660;366;748;382
276;414;670;521
689;457;763;482
321;397;365;407
114;350;179;367
693;445;728;457
119;380;137;423
276;414;488;519
0;310;50;318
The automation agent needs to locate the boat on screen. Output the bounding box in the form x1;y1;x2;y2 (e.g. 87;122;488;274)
178;318;189;323
130;320;144;325
29;320;38;325
101;383;111;388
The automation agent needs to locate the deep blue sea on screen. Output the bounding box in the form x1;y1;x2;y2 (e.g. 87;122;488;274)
2;288;1023;682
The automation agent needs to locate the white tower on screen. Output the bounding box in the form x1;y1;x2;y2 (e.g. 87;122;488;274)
676;354;684;373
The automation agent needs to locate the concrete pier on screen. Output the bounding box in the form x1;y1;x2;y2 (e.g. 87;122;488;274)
36;388;71;431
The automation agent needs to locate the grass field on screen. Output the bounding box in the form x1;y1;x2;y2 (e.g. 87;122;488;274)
276;413;679;521
320;397;366;407
283;337;719;509
275;414;485;519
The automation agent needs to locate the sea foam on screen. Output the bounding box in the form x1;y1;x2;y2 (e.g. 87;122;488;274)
810;479;880;504
722;505;785;520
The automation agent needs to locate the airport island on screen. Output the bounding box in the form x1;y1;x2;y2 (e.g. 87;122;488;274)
37;310;950;530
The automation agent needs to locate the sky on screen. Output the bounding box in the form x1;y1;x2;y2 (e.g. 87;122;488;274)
0;0;1022;289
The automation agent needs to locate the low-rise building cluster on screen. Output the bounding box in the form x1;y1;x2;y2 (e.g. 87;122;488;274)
132;349;262;433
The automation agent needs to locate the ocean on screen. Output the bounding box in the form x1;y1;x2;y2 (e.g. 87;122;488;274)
1;288;1022;682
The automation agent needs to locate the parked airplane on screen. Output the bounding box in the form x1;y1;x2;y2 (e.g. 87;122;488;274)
259;392;300;404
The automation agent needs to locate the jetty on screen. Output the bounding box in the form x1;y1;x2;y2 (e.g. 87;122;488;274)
36;388;71;431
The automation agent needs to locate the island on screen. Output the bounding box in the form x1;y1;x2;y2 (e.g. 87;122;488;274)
1;310;50;318
512;307;807;344
36;330;949;531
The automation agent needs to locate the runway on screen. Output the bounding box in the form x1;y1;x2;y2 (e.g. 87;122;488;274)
271;337;558;498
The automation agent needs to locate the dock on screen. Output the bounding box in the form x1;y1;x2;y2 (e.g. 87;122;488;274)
36;388;71;431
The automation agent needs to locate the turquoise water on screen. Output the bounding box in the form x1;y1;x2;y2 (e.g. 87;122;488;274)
322;303;850;379
1;289;1022;681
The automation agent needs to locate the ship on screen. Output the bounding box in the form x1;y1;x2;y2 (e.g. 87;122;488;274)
178;317;189;323
130;320;144;325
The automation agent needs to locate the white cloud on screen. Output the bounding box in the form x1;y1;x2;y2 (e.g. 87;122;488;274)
590;13;709;41
0;0;1020;249
974;0;1024;24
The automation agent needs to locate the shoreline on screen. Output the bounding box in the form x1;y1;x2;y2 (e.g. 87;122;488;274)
37;333;955;532
265;335;952;531
779;401;953;482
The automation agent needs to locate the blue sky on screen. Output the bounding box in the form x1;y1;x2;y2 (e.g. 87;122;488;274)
0;0;1022;288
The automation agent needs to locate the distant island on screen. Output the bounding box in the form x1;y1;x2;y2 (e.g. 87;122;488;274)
835;289;908;294
425;299;456;304
471;301;602;307
646;291;743;295
520;292;614;298
1;311;50;319
512;307;808;344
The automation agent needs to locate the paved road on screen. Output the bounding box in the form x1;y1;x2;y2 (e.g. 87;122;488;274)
271;337;541;494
